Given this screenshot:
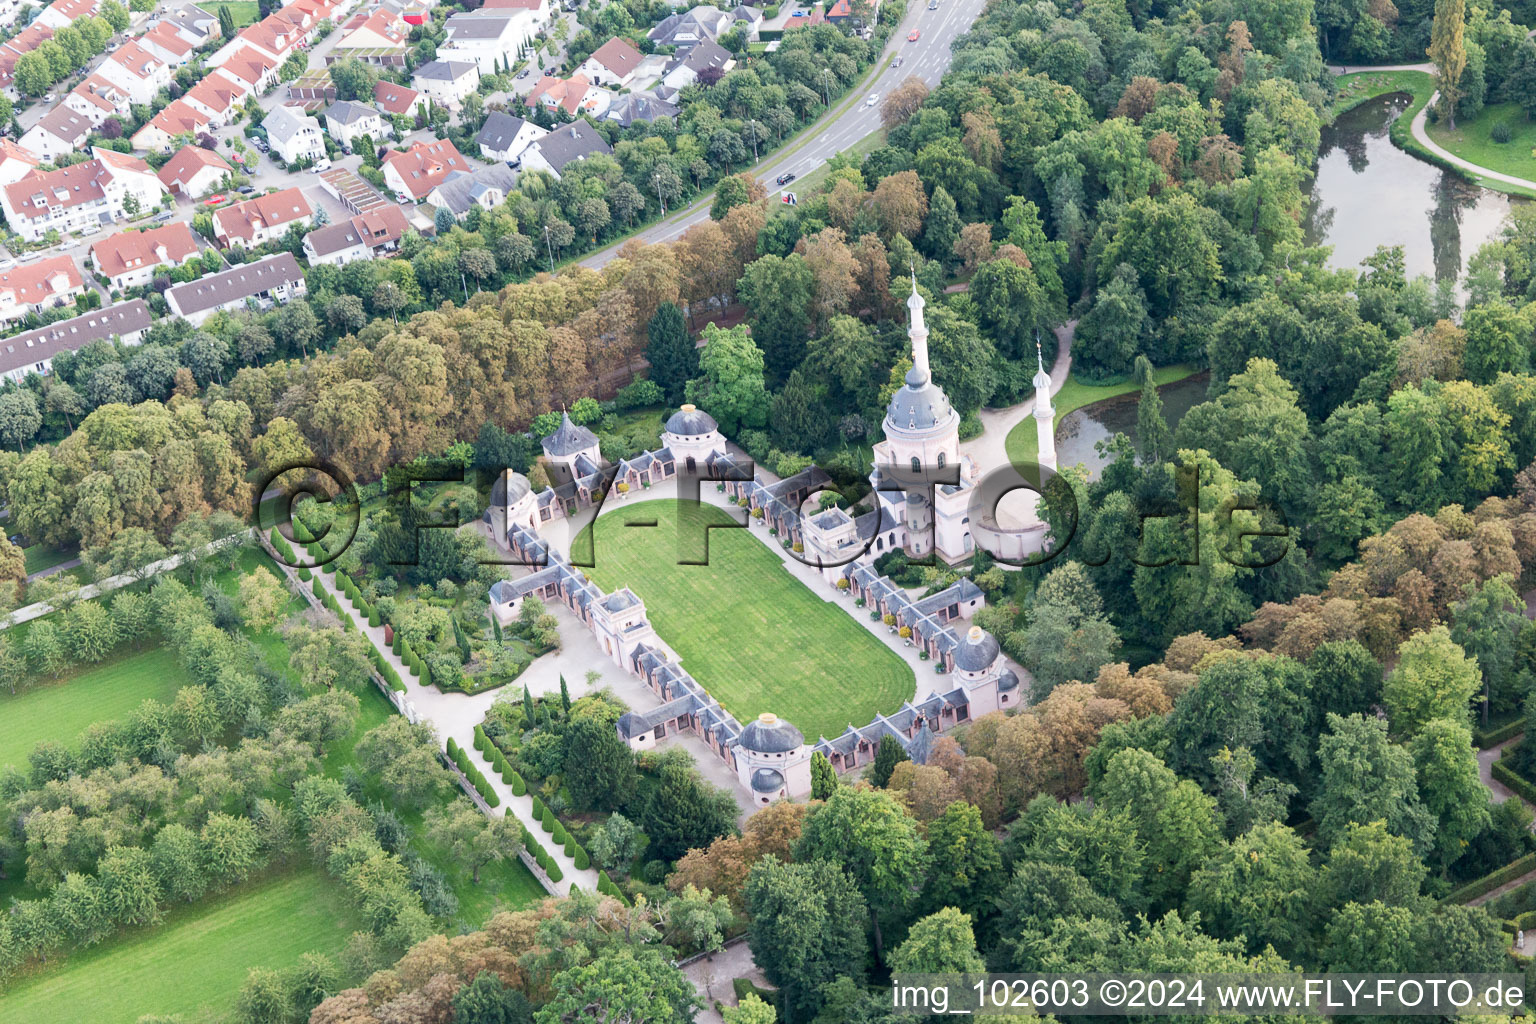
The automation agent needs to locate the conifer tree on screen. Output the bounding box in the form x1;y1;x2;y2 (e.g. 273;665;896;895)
1429;0;1468;127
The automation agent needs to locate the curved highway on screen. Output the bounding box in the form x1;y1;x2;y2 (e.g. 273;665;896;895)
580;0;986;268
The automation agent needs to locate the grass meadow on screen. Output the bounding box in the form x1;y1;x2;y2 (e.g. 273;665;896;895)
576;499;914;742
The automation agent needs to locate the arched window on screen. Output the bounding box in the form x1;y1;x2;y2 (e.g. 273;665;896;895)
937;451;946;468
911;456;920;473
876;537;884;551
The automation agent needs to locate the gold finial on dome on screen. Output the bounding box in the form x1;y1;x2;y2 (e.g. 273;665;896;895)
967;625;983;643
681;403;696;412
758;712;778;724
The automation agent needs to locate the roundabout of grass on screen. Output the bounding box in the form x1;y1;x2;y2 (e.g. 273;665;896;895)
1003;364;1200;466
576;499;915;743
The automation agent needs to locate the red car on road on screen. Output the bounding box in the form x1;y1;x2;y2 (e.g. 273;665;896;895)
908;29;920;40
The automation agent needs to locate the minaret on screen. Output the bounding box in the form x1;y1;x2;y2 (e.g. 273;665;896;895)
1033;335;1056;472
906;268;929;381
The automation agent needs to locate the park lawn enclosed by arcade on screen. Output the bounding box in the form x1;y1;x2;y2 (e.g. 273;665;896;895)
577;499;915;743
0;868;360;1024
0;646;190;773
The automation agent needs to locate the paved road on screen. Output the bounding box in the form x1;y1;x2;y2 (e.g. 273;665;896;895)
579;0;987;269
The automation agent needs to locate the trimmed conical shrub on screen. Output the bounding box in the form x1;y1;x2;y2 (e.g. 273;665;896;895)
540;806;556;833
446;737;460;759
563;837;577;858
573;846;590;870
368;607;381;627
510;772;526;796
531;796;545;817
546;861;564;882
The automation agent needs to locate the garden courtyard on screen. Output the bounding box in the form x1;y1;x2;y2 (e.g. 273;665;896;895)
575;499;915;744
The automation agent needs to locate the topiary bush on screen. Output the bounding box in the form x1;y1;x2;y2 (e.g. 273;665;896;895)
531;795;545;818
563;837;577;858
573;846;590;870
510;772;527;796
368;607;381;627
298;567;312;581
546;861;564;882
446;737;460;759
540;806;556;833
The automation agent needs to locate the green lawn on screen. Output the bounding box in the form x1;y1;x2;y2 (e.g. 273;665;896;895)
576;499;914;743
213;0;261;27
0;868;361;1024
1425;99;1536;186
1330;69;1434;118
0;645;190;772
21;542;75;576
1004;364;1200;465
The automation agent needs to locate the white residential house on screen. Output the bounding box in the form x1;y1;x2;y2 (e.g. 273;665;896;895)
18;107;90;163
578;37;642;88
437;9;537;75
324;100;390;149
476;111;544;163
0;300;152;385
0;150;165;242
130;99;211;154
165;252;307;325
519;122;612;181
411;60;479;109
263;105;327;165
0;139;39;187
211;187;314;247
0;256;85;325
99;40;172;106
660;39;733;95
90;222;202;290
155;145;233;198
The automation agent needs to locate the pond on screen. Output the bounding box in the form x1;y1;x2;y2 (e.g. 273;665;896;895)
1303;92;1514;284
1054;373;1210;479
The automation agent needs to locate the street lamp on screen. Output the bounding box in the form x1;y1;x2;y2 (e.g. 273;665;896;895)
654;171;666;216
543;223;554;273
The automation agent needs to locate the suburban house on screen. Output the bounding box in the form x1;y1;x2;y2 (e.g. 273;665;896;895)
519;122;612;180
212;186;314;248
476;111;545;163
374;79;423;120
213;47;279;95
411;60;480;109
156;145;232;197
0;24;55;94
302;204;411;266
165;252;307;325
426;162;519;220
140;21;196;65
263;105;327;165
327;9;410;67
0;299;152;384
64;76;132;127
648;5;735;47
578;38;642;88
481;0;551;27
131;99;211;153
603;91;679;127
1;150;165;242
660;40;733;95
90;222;202;290
437;9;537;74
525;74;609;117
33;0;96;31
99;40;172;106
381;138;471;201
0;140;40;187
18;107;91;162
0;256;85;325
184;74;244;125
324;100;390;149
155;2;223;49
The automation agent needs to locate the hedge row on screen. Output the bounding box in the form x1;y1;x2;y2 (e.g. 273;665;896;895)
448;742;500;807
269;529;296;563
597;870;627;904
1443;850;1536;905
1493;756;1536;806
1477;718;1526;749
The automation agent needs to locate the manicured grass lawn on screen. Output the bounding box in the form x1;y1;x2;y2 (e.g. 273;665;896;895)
0;645;189;772
576;499;914;743
0;868;361;1024
1330;69;1433;118
21;542;75;576
1425;99;1536;185
212;0;260;27
1004;364;1199;465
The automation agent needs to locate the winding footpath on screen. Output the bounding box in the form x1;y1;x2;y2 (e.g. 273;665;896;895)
1332;62;1536;193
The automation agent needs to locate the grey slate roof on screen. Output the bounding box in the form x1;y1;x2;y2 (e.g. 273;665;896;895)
165;253;303;317
526;122;612;174
0;299;152;378
952;625;1000;672
750;768;785;793
477;111;532;152
541;410;597;456
430;163;519;216
262;105;314;147
414;59;478;82
665;404;718;435
603;91;680;127
738;713;803;753
324;100;377;126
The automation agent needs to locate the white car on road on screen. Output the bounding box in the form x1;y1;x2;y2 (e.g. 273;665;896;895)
866;93;879;107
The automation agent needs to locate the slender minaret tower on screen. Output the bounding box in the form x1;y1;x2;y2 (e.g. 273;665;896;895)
1033;335;1056;472
907;267;929;381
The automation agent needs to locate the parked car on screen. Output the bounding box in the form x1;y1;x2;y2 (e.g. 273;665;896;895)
775;172;796;185
237;185;255;194
311;158;331;172
204;194;225;205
